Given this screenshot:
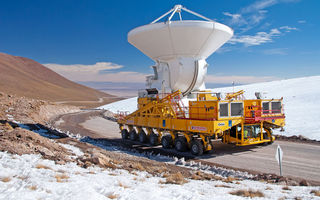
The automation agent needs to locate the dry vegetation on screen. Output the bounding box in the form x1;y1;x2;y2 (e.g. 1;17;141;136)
311;190;320;197
17;176;28;181
55;173;70;183
1;177;11;182
215;184;231;188
128;163;145;171
28;185;37;190
229;189;265;198
282;186;291;191
118;181;130;189
163;172;188;185
190;171;222;181
266;186;273;190
36;164;52;170
106;192;119;199
222;176;237;183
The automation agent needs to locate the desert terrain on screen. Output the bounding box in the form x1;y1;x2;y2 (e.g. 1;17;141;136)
0;53;121;108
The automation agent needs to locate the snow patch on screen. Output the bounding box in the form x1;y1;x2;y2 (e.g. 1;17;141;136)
99;97;137;113
60;143;84;157
0;151;319;200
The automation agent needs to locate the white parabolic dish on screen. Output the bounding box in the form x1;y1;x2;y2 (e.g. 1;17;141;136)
128;20;233;61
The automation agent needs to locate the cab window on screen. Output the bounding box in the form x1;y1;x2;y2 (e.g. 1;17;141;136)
219;103;228;117
271;102;281;113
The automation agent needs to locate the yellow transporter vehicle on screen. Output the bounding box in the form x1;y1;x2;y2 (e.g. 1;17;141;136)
118;90;285;155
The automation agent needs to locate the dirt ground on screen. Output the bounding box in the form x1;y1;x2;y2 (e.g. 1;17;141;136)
53;110;119;139
0;127;72;164
0;92;80;124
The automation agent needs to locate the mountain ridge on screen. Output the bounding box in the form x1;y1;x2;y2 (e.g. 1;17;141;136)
0;52;119;108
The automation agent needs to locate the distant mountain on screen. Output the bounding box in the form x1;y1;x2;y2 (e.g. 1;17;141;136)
0;53;120;108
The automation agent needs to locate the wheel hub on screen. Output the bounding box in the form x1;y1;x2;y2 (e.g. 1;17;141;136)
192;144;198;153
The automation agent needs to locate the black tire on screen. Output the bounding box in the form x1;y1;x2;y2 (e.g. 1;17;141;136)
161;135;173;149
267;141;274;145
149;133;159;146
175;136;188;152
121;129;129;140
263;133;269;140
258;142;266;146
129;129;138;141
138;130;147;143
190;140;204;156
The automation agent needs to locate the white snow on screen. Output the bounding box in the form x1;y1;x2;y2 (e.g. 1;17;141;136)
59;143;84;157
99;97;138;114
99;76;320;140
0;151;319;200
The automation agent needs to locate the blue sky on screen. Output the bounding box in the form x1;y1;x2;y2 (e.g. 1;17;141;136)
0;0;319;86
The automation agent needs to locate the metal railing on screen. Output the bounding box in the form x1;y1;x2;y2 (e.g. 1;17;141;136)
245;109;285;122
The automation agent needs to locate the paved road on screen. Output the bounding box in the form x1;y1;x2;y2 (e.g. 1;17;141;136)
56;111;320;184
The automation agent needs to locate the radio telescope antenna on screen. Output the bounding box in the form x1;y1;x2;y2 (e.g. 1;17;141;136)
128;4;234;96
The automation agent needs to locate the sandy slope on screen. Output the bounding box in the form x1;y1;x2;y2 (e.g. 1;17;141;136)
0;52;120;108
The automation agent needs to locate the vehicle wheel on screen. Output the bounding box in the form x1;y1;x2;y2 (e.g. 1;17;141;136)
129;129;138;141
175;136;187;152
267;141;274;145
190;140;204;156
161;135;173;149
149;133;159;146
121;129;128;140
138;130;147;143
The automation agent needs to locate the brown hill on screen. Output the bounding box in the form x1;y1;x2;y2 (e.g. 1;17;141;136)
0;53;120;108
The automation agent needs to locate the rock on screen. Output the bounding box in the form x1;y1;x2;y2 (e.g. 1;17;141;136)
55;160;66;165
91;152;111;166
299;179;310;186
91;156;110;166
277;177;288;184
287;179;298;186
83;161;92;168
38;147;55;157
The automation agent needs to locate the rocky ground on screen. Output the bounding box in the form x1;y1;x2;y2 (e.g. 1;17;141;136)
0;92;80;123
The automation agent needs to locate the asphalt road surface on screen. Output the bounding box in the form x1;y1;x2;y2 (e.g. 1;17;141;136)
56;111;320;184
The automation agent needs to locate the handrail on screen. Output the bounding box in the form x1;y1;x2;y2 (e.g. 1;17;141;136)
245;109;285;123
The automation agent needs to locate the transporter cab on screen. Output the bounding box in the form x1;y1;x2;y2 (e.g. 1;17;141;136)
117;90;285;156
